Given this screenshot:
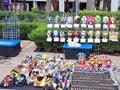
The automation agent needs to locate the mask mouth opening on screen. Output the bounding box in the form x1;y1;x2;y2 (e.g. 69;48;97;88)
37;76;43;81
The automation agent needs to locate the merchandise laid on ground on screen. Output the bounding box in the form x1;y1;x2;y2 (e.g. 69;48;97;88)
0;53;119;90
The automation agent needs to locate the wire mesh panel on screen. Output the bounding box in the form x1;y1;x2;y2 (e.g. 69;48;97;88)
2;15;20;40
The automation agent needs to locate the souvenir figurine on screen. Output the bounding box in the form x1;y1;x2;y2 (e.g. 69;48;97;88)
88;30;93;43
76;52;86;70
95;15;101;28
61;13;67;24
109;31;118;42
1;74;15;87
67;30;73;42
87;16;95;28
60;30;65;42
54;15;60;24
96;59;104;71
81;15;87;28
88;57;96;71
53;30;59;42
110;16;116;28
73;29;79;42
102;31;108;42
15;74;26;86
47;30;52;42
94;30;100;43
102;16;110;29
67;16;73;24
80;30;86;43
104;59;112;70
74;16;80;24
47;16;52;24
34;73;47;87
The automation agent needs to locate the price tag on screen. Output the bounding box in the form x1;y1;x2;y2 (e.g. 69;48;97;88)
110;24;116;29
67;38;72;42
74;24;79;28
81;24;86;28
60;38;65;42
47;24;53;28
61;24;66;28
54;24;59;28
54;38;59;42
88;25;94;28
95;24;101;28
94;39;100;43
102;38;108;43
67;24;72;28
103;24;108;29
47;38;52;42
80;39;86;43
73;38;79;42
88;38;93;43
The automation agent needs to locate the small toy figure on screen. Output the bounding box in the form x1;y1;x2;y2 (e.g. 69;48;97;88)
104;59;112;69
61;13;67;24
76;52;86;70
60;30;65;42
102;31;108;39
95;31;100;39
1;74;15;87
102;16;110;29
74;29;79;38
81;30;86;39
47;30;52;38
74;16;80;24
110;16;116;28
88;57;96;70
47;16;53;24
95;15;101;24
53;30;59;38
15;74;26;86
67;30;73;42
81;16;87;24
87;16;95;25
67;16;73;24
54;15;60;24
34;73;47;87
88;30;93;39
96;59;104;71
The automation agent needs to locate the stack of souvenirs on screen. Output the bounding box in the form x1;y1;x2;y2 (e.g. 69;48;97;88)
0;53;120;89
47;14;118;43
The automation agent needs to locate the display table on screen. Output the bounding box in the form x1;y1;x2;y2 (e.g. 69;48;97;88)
0;39;21;57
63;43;93;59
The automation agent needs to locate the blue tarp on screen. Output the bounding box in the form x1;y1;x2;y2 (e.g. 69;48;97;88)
0;39;21;47
62;43;93;50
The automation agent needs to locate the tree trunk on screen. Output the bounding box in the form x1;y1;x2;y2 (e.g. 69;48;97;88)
66;0;70;12
0;0;3;10
95;0;100;10
51;0;58;11
103;0;111;11
46;0;52;12
86;0;96;10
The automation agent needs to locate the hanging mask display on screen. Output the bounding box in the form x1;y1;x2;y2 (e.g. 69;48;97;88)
60;30;65;42
80;30;86;43
102;31;108;42
53;30;59;42
73;29;79;42
102;16;110;29
88;30;93;43
47;30;52;42
109;31;118;42
81;16;87;28
94;30;100;43
95;15;101;28
67;30;73;42
87;16;95;28
110;16;116;29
